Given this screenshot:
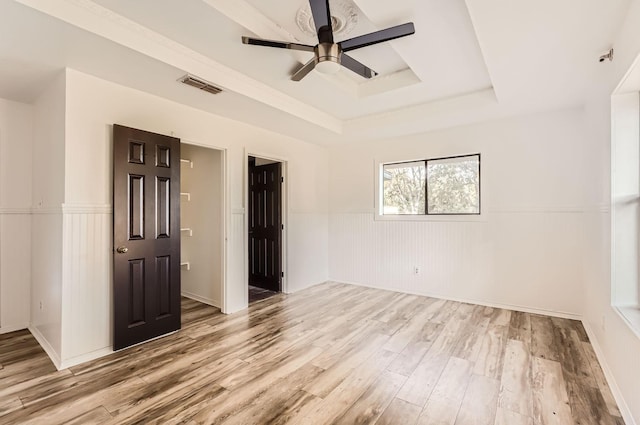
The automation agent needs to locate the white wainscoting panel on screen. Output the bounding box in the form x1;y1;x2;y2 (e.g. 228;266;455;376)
61;206;112;364
329;211;584;316
225;210;246;313
0;211;31;333
287;212;329;293
30;210;63;365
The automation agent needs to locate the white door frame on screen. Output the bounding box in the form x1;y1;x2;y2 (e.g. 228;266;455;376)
243;149;289;303
180;139;228;313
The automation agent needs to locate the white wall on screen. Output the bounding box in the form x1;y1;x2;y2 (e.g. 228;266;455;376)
30;71;66;365
0;98;32;334
582;1;640;422
180;144;223;307
329;108;589;316
56;68;328;367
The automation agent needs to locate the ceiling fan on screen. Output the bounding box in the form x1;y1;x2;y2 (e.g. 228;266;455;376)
241;0;415;81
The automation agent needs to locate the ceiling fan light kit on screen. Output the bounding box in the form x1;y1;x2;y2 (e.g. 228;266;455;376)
315;43;341;74
241;0;415;82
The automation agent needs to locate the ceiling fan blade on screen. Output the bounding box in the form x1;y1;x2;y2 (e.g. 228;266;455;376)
341;54;378;79
339;22;415;52
309;0;334;43
292;58;317;81
242;36;315;52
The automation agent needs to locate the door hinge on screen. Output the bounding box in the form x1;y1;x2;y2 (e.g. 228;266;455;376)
281;176;284;183
281;272;284;278
281;224;284;230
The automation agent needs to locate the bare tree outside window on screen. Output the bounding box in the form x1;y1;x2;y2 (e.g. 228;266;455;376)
382;154;480;216
427;156;479;214
383;162;426;214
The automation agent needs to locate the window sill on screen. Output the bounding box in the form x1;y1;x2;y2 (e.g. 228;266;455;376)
614;305;640;341
374;213;486;223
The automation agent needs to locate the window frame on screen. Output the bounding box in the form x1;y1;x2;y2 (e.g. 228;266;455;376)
376;153;483;222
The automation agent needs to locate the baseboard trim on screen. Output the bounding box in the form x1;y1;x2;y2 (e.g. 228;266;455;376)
28;325;62;370
181;291;220;309
284;280;328;295
0;323;29;334
59;347;114;370
581;321;637;425
331;279;582;320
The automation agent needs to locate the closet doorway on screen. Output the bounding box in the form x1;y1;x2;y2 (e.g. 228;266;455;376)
247;155;284;303
180;143;225;311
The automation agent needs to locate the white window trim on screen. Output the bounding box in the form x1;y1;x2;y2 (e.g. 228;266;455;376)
610;49;640;340
373;155;486;222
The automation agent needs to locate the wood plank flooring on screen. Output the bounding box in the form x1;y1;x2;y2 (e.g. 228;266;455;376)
0;282;624;424
248;285;278;304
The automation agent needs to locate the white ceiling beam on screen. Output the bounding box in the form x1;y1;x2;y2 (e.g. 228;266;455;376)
15;0;343;133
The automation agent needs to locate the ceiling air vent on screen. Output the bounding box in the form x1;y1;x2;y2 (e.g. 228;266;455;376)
179;74;222;95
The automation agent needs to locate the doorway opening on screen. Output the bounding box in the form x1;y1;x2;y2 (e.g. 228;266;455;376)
180;143;225;316
248;155;283;304
112;126;226;351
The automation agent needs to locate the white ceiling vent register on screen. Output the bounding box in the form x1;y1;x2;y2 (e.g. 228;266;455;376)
179;74;223;95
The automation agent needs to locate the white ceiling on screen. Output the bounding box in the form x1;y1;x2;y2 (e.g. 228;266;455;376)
0;0;632;144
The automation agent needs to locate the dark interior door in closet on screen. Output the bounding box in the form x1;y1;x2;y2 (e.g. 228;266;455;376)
112;124;181;351
248;157;282;292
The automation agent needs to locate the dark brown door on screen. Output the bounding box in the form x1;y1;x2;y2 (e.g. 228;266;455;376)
113;125;181;350
248;157;282;292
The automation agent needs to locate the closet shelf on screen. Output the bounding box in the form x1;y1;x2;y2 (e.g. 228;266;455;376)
180;228;193;237
180;158;193;168
180;192;191;201
180;262;191;271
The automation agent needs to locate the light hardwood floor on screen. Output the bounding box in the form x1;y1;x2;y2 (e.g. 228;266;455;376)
0;282;625;424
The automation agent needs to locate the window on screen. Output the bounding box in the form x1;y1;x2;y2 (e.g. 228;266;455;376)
382;154;480;215
611;89;640;339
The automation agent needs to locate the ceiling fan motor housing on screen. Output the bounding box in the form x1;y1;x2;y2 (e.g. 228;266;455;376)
316;43;341;64
315;42;342;74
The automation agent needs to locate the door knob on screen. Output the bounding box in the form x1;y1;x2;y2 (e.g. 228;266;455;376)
116;246;129;254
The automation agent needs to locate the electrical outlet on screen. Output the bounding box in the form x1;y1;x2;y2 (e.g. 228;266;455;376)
414;266;420;275
39;301;43;311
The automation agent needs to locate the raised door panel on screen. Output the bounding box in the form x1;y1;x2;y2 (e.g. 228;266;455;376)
113;124;181;351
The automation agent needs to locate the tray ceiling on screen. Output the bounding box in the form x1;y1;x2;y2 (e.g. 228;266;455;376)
0;0;632;144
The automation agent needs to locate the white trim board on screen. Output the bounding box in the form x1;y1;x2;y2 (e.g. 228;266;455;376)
0;207;32;214
59;347;115;370
614;306;640;342
582;320;637;425
62;203;112;214
0;323;30;334
330;279;582;320
28;326;62;370
181;291;220;309
0;205;112;214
